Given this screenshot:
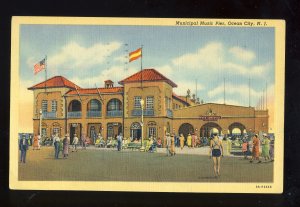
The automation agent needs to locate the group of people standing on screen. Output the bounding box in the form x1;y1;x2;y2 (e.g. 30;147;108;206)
208;132;275;178
250;133;274;163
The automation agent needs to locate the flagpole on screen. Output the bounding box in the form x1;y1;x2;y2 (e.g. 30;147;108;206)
141;45;143;90
223;77;225;104
249;78;251;107
45;55;47;93
266;82;268;110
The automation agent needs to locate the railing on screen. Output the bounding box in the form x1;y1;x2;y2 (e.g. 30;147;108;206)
131;109;154;116
87;110;102;118
166;109;173;117
107;110;123;117
42;111;57;118
67;111;82;118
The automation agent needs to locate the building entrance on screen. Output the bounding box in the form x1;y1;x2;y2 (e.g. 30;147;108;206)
130;122;141;141
200;122;222;138
178;123;194;139
69;123;82;144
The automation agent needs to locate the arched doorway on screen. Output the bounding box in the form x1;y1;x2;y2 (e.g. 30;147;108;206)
200;122;222;138
228;122;246;136
130;122;141;141
178;123;194;139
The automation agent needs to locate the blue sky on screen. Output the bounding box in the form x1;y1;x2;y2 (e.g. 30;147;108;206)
20;24;275;107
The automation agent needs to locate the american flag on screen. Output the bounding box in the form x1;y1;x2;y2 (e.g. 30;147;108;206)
34;58;46;75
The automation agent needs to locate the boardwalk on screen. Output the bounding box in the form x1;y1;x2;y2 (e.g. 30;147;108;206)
18;146;273;182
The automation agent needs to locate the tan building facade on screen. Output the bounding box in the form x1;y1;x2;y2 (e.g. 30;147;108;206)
29;69;268;143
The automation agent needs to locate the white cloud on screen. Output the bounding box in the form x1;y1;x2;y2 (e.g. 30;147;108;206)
172;42;223;70
28;41;122;72
229;46;256;62
207;82;262;99
171;41;270;77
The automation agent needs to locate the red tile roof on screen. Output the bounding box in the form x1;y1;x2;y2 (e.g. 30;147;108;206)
65;87;124;95
118;68;177;87
28;76;81;90
172;92;190;106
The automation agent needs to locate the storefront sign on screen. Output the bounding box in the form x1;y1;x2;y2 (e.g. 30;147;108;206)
199;116;221;121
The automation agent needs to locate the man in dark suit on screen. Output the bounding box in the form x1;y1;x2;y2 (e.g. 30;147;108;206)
19;134;29;163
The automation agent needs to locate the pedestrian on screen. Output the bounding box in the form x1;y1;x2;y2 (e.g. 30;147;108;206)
179;133;185;150
210;133;223;177
37;134;41;150
63;134;70;159
250;134;261;163
170;134;176;156
81;133;86;149
72;134;79;152
53;133;60;159
166;133;171;156
117;133;123;151
191;133;196;148
261;134;270;161
269;137;274;162
242;138;249;159
187;133;192;148
222;137;230;156
33;134;39;150
19;134;29;163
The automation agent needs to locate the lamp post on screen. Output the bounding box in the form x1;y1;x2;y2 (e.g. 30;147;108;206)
39;109;42;138
140;98;145;150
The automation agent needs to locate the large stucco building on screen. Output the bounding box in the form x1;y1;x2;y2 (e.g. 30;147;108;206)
28;68;269;144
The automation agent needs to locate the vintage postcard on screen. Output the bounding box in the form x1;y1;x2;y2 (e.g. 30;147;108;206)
10;17;285;193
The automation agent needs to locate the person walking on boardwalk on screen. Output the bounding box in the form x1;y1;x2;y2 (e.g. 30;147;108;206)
63;134;70;159
32;134;39;150
170;134;176;156
179;133;185;150
191;133;196;148
53;133;61;159
261;134;270;161
166;133;171;156
81;133;87;150
242;138;250;159
117;133;123;151
19;134;29;163
210;133;223;177
187;133;192;148
72;134;79;152
269;137;275;162
250;134;261;163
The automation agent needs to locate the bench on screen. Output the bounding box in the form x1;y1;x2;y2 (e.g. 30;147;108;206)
127;142;142;150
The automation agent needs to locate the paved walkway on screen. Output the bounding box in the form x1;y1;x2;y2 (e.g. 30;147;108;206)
19;147;273;182
85;145;242;157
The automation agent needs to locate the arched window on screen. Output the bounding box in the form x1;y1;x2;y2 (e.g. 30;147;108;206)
107;98;122;111
87;99;101;111
68;100;81;112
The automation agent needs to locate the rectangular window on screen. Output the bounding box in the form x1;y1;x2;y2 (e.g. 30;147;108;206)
146;96;154;109
148;127;157;138
134;96;141;109
53;127;60;136
41;128;47;137
51;100;57;112
42;100;47;112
